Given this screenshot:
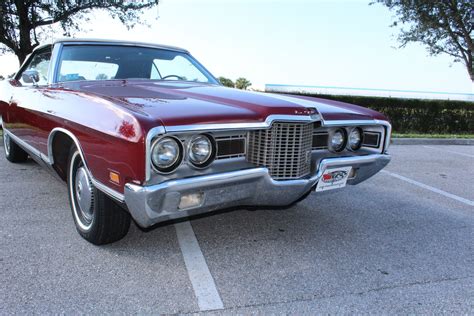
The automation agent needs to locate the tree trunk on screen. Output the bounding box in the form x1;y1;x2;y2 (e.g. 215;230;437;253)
15;0;34;66
17;51;28;65
468;61;474;83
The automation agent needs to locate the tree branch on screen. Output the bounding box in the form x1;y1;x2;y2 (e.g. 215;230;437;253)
438;8;470;67
448;0;472;43
2;0;160;63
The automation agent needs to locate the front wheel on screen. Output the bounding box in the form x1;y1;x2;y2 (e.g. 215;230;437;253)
3;132;28;163
67;147;131;245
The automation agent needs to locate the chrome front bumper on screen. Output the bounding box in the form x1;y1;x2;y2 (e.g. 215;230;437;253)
124;154;391;227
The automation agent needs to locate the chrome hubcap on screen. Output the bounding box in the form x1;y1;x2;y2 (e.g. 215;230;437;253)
4;133;10;156
74;166;94;224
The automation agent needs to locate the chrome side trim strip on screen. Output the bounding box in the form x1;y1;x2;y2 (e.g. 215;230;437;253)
2;127;46;161
92;179;124;203
2;124;125;202
47;128;125;202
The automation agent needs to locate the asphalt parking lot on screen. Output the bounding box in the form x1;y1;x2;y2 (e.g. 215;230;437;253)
1;143;473;314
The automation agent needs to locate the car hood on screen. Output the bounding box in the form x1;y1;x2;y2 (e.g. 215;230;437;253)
62;81;387;127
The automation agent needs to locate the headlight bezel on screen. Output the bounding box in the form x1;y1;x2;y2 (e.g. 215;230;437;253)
348;127;363;151
150;136;184;173
329;128;347;152
187;133;216;168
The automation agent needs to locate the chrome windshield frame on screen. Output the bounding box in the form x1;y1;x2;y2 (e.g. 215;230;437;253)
50;42;219;85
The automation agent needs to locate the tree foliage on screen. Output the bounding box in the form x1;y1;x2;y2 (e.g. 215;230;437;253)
374;0;474;81
235;77;252;90
218;76;234;87
0;0;160;64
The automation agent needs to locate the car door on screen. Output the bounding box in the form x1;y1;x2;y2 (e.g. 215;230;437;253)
8;47;52;154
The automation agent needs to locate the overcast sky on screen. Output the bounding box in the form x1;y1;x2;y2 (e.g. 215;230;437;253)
0;0;471;93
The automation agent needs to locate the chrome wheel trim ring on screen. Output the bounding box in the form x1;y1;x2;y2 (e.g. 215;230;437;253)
4;133;11;156
69;152;95;231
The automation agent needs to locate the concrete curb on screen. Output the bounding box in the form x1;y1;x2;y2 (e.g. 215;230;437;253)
392;138;474;145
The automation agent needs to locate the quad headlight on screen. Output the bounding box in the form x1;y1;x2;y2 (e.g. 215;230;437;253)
330;128;347;152
151;136;183;172
188;134;215;168
348;127;363;150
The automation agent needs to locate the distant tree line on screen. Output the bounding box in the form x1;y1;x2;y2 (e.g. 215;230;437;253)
283;91;473;134
218;76;252;90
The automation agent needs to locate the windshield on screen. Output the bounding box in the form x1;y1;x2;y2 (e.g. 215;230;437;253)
56;45;218;84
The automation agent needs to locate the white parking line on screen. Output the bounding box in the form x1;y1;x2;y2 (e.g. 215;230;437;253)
175;221;224;311
423;146;474;158
381;170;474;207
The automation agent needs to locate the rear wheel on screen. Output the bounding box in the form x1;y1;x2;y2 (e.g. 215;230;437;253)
67;147;131;245
3;132;28;163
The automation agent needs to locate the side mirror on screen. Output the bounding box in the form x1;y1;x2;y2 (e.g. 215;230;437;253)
22;70;40;84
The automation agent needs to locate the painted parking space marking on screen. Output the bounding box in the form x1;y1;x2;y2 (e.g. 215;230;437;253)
423;146;474;158
175;221;224;311
381;170;474;207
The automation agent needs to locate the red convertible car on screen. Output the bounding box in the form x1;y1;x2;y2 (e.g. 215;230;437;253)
0;39;391;244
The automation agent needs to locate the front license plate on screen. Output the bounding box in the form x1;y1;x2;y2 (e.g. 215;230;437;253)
315;166;352;192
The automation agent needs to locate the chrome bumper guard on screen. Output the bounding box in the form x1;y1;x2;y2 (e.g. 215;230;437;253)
124;154;391;227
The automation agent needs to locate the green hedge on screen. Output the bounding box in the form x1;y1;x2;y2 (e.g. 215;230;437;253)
283;93;474;134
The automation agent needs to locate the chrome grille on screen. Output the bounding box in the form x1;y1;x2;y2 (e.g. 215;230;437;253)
247;122;313;180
